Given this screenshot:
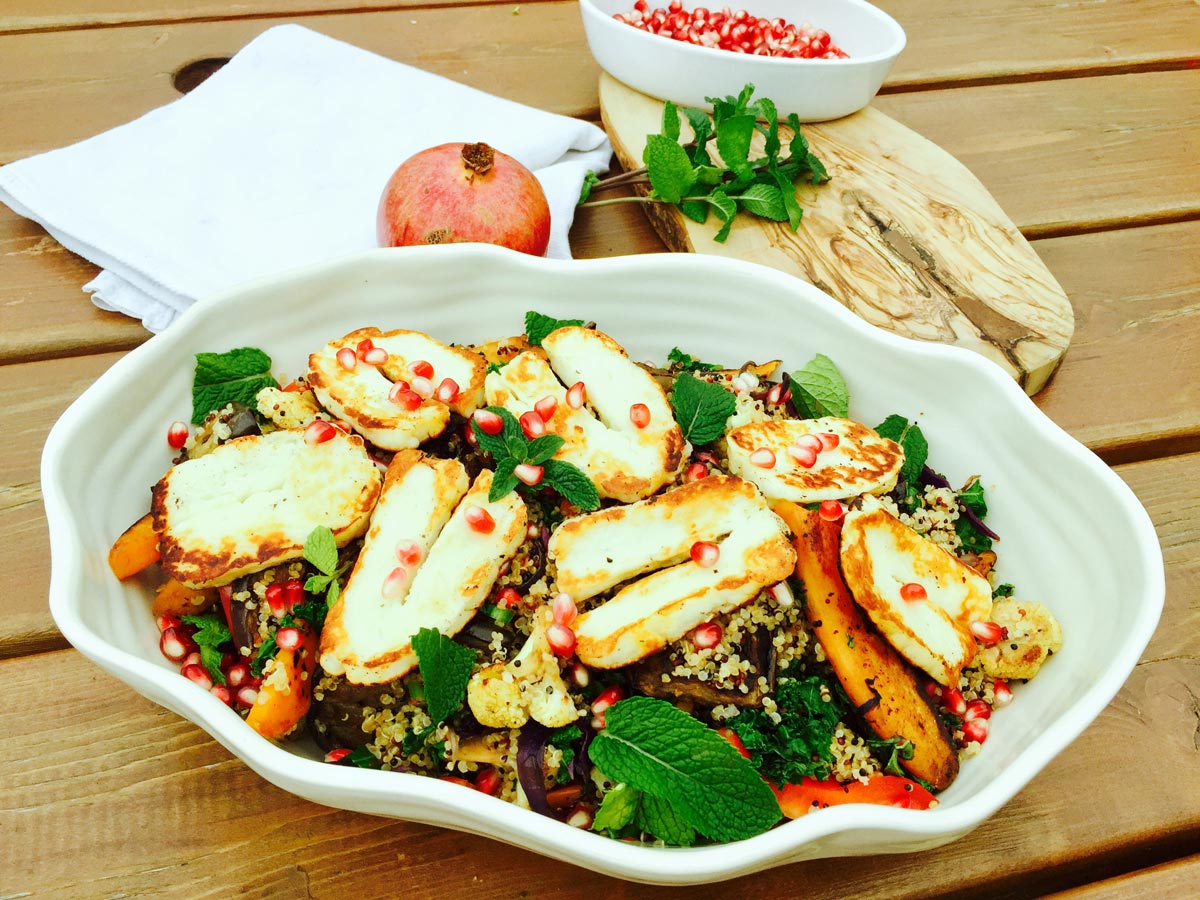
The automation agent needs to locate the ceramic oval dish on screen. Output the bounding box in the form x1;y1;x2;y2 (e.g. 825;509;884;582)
44;245;1163;884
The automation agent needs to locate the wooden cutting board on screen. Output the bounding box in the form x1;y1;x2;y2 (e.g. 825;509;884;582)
599;74;1074;395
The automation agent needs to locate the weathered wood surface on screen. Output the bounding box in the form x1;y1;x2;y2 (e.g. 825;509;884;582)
1038;855;1200;900
3;449;1195;900
601;74;1074;393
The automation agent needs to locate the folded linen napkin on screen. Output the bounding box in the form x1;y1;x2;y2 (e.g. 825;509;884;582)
0;24;612;332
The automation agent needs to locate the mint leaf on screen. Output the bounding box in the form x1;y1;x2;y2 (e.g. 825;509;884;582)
578;170;600;205
682;106;713;165
757;97;780;158
959;477;987;516
250;636;277;677
709;190;737;243
191;347;278;425
543;459;600;511
771;164;804;232
471;406;512;458
791;354;849;419
182;613;231;685
525;311;584;347
670;372;736;445
411;628;476;725
736;183;788;222
643;133;696;204
490;457;520;502
589;696;781;842
303;525;338;576
593;783;641;833
667;347;721;372
874;415;929;489
679;199;709;224
637;793;697;846
661;99;681;143
993;583;1015;598
715;114;756;171
955;477;993;553
526;434;564;465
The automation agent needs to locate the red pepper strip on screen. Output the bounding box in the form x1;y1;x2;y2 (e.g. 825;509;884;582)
716;727;751;759
219;585;234;634
775;776;937;818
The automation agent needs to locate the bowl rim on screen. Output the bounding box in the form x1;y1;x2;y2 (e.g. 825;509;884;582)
42;245;1164;883
579;0;908;68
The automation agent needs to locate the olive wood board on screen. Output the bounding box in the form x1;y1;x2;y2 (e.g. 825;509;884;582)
599;73;1075;394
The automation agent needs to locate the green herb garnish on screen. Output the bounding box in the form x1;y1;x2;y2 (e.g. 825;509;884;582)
667;346;721;372
524;310;585;347
411;627;477;725
302;525;350;622
864;735;916;777
190;347;278;425
955;476;993;553
249;635;277;677
669;372;736;445
993;583;1015;599
875;414;929;509
588;696;781;842
791;353;850;419
181;613;232;685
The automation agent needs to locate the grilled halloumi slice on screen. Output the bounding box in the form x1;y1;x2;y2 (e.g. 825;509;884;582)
840;498;993;685
550;475;773;602
320;453;527;685
308;327;487;451
486;327;687;503
152;428;381;588
572;495;796;669
726;417;904;503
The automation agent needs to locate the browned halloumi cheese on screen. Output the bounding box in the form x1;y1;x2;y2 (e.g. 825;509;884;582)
840;498;993;685
726;417;903;503
320;452;527;685
151;428;381;588
308;327;487;451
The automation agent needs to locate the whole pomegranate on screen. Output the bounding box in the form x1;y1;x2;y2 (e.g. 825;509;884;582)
376;142;551;256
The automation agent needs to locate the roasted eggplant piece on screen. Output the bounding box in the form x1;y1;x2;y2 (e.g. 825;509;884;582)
631;623;776;707
310;676;400;751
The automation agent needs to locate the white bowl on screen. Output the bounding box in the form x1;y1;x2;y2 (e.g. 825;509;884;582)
579;0;906;121
44;245;1162;884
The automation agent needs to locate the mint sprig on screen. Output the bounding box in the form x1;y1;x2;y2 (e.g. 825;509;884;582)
191;347;278;425
669;372;736;445
525;310;585;347
302;525;351;616
588;696;781;842
181;613;232;685
578;86;831;243
874;415;929;490
667;346;721;373
471;406;600;510
411;627;476;725
791;353;850;419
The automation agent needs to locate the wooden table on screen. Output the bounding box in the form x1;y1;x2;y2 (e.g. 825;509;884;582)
2;1;1198;897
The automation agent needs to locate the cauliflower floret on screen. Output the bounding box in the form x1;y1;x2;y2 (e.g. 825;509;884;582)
978;599;1063;680
467;607;580;729
255;385;321;429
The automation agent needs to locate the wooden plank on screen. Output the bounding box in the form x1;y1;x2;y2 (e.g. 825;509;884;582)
2;0;1197;91
1037;855;1200;900
2;449;1196;899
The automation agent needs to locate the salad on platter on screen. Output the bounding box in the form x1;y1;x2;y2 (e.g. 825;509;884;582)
108;311;1062;845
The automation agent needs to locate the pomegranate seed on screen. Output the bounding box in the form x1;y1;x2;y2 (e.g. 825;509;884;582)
566;805;594;829
795;433;823;453
629;403;651;429
464;505;495;534
463;422;478;446
324;748;352;763
684;461;709;482
435;377;460;404
166;421;189;449
235;686;259;708
692;621;723;649
519;410;546;439
768;581;794;607
275;627;302;651
566;381;587;409
210;684;233;705
472;408;504;435
336;347;358;371
328;420;350;434
381;567;409;600
964;699;993;722
475;767;503;796
566;660;590;687
591;685;625;716
182;651;202;669
304;420;337;446
396;541;424;567
900;582;928;603
282;578;304;607
612;4;846;57
691;540;720;567
362;347;389;366
552;593;577;628
716;727;751;759
226;663;251;688
962;718;990;744
969;620;1007;646
818;432;841;450
534;395;558;421
265;582;287;617
546;623;577;657
159;627;194;663
992;679;1014;708
787;444;818;468
355;337;375;360
410;376;434;399
181;663;213;691
410;360;434;379
515;463;544;486
818;500;845;522
156;614;182;633
749;447;776;469
942;687;967;717
924;680;943;700
766;383;790;405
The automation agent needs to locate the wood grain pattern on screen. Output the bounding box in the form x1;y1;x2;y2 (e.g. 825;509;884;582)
601;74;1074;393
1037;855;1200;900
3;449;1195;900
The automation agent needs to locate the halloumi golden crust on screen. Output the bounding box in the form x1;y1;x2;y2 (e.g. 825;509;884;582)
307;327;487;450
726;417;903;503
840;502;992;685
151;428;381;588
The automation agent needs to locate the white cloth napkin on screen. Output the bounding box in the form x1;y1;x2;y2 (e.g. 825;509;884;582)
0;24;612;332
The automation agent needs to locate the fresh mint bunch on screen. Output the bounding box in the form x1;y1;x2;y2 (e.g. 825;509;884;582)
578;84;830;243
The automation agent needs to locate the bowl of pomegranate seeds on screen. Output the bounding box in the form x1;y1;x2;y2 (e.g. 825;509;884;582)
580;0;906;120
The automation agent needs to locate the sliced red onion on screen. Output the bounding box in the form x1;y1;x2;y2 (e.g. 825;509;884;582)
919;466;951;489
959;502;1000;541
567;720;595;784
516;721;552;816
